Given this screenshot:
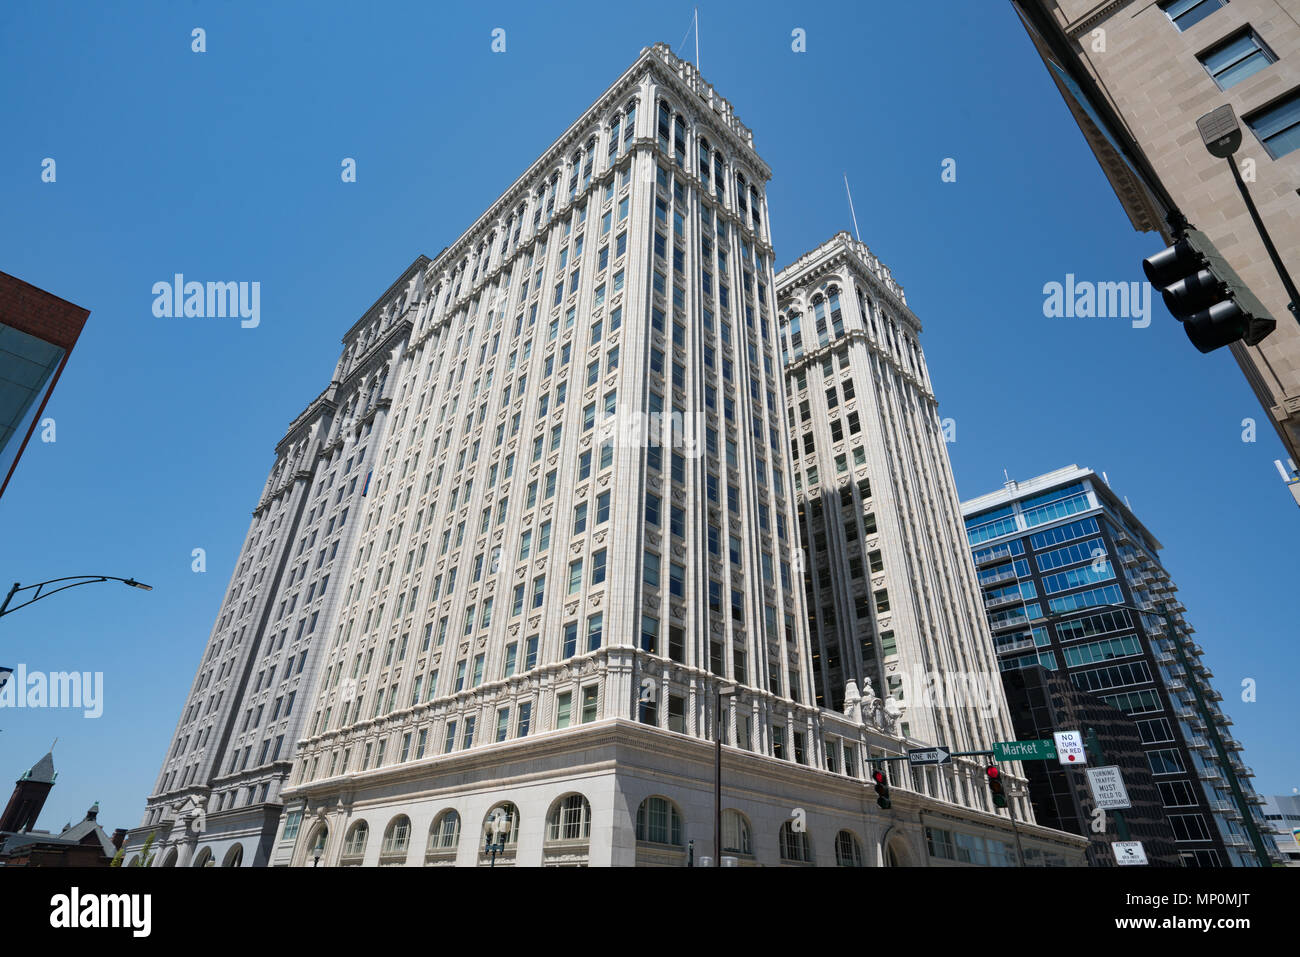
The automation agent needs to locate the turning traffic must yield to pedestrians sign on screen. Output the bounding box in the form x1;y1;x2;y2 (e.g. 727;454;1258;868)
907;746;951;766
1086;765;1132;810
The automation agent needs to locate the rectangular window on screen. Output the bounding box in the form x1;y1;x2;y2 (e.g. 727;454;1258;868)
645;491;661;526
1158;0;1226;32
580;685;599;723
517;701;532;736
669;625;685;662
1246;91;1300;160
641;614;659;654
669;562;685;598
556;692;572;729
667;694;685;734
1199;30;1275;90
644;550;661;588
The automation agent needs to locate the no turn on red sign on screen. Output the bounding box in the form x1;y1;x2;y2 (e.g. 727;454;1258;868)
1053;730;1087;765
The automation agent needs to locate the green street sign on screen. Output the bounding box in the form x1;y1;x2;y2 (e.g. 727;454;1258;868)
993;739;1056;761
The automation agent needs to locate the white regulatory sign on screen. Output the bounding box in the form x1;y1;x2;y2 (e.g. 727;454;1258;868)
1053;730;1087;766
1086;765;1132;810
1113;841;1147;866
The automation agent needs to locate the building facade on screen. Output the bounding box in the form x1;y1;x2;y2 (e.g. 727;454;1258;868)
1012;0;1300;465
962;465;1273;865
0;271;90;500
774;234;1019;762
1260;792;1300;865
123;43;1089;867
120;258;427;868
266;44;1079;867
0;750;119;867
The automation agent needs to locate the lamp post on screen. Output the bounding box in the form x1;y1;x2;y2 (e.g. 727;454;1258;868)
1033;600;1273;866
0;576;153;621
483;808;512;867
1004;782;1029;867
713;682;737;867
1196;104;1300;323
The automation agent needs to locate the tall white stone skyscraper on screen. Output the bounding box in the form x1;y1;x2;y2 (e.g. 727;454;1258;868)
121;258;428;867
124;44;1087;868
776;233;1018;756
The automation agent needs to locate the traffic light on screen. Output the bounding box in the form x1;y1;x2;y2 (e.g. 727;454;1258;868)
872;768;891;810
1143;228;1275;353
986;765;1007;809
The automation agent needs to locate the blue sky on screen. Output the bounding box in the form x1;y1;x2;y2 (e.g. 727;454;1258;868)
1;0;1295;833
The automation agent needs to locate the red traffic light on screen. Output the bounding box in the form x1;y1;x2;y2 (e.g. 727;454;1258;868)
986;765;1000;780
872;769;886;785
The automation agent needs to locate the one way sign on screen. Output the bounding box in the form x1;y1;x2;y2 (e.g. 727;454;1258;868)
907;747;951;766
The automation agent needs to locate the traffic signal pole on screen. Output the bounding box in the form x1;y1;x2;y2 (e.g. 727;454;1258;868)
871;751;1027;865
1084;727;1130;845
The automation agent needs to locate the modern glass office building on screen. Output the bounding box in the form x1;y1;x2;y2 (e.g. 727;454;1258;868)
962;465;1274;866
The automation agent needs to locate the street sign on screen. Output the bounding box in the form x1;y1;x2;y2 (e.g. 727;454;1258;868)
907;746;951;766
993;739;1056;761
1113;841;1147;866
1086;765;1132;810
1054;730;1087;766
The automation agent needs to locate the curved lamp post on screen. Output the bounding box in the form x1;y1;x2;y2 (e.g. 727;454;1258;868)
0;576;152;620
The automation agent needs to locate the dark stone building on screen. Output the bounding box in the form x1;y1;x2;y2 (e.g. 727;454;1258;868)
1002;665;1181;867
0;750;118;867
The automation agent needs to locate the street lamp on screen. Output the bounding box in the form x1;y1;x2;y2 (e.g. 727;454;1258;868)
1032;600;1273;866
713;682;737;868
0;576;153;620
1196;103;1300;322
483;807;512;867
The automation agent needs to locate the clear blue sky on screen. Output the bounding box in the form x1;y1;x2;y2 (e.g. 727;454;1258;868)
1;0;1295;833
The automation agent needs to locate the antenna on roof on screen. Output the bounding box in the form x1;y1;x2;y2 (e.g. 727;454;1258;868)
678;10;700;70
695;8;700;72
844;174;861;242
1003;468;1010;484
